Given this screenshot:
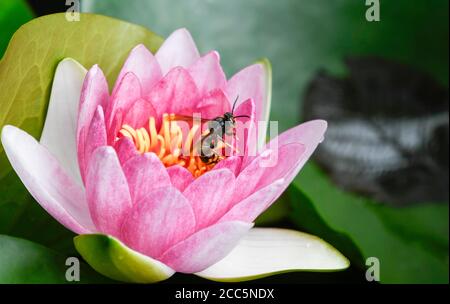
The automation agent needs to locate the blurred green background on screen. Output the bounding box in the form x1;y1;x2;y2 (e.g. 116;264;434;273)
0;0;448;283
84;0;449;130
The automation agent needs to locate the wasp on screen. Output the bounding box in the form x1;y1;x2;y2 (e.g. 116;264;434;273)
171;96;250;165
199;96;250;164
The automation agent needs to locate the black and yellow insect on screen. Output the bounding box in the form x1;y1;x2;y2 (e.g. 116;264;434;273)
199;96;250;165
170;96;250;165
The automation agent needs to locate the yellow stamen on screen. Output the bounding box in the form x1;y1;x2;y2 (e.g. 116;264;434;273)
117;113;225;177
149;117;158;150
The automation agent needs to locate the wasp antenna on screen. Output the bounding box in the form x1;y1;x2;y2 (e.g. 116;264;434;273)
231;95;239;114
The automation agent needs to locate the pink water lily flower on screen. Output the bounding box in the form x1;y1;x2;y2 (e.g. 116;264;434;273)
1;28;348;283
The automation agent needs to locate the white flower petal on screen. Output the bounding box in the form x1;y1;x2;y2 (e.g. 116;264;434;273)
1;125;95;234
40;58;87;186
196;228;349;282
155;28;200;75
226;59;272;150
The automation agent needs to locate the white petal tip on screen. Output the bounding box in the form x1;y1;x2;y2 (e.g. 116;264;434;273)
1;125;16;146
58;58;87;71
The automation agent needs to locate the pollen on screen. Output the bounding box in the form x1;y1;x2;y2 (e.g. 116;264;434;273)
118;114;219;177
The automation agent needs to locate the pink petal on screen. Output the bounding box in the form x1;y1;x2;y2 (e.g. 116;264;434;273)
226;63;265;126
114;137;138;165
121;187;196;258
155;28;200;75
227;61;271;148
183;169;235;229
225;121;327;220
233;98;256;162
122;98;156;129
147;67;200;119
158;221;253;273
82;106;107;178
234;97;255;118
192;89;231;120
85;146;132;237
77;65;109;183
219;179;284;223
247;121;327;199
122;153;171;204
105;72;141;131
212;156;242;176
108;109;124;145
231;150;271;202
1;126;95;234
233;143;305;204
254;143;306;191
166;165;194;192
270;120;327;173
188;51;227;95
245;119;327;189
112;44;162;97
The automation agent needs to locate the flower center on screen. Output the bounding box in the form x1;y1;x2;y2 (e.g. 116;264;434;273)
118;113;221;177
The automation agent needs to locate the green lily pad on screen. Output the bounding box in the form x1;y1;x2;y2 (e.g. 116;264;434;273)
0;13;163;250
74;234;174;283
0;234;111;283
